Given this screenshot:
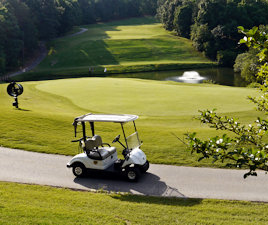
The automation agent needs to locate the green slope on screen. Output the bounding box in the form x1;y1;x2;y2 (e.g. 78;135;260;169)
17;17;214;81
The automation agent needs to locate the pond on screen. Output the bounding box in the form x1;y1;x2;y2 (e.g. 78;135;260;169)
110;67;247;87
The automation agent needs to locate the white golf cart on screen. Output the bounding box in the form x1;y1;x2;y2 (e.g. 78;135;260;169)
67;113;149;181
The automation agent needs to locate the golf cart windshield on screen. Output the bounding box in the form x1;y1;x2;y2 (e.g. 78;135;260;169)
126;132;141;150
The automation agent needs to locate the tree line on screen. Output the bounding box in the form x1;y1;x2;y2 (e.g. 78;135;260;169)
0;0;157;75
157;0;268;67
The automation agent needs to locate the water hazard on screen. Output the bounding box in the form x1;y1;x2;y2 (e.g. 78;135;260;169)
110;67;247;87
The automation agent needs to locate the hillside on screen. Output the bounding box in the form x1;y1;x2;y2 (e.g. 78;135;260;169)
17;17;214;81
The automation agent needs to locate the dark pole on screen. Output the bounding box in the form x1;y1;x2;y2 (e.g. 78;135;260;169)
22;31;24;67
90;122;95;136
133;121;137;132
121;123;129;149
82;122;86;142
13;97;18;109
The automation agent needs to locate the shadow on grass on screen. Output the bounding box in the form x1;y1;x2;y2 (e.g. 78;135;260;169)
73;171;202;206
111;194;203;207
17;108;31;112
92;17;158;27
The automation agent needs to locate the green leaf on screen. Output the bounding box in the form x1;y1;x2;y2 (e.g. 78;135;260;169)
239;39;247;44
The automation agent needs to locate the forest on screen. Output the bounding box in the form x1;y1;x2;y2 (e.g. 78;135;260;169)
0;0;157;75
2;0;268;76
157;0;268;67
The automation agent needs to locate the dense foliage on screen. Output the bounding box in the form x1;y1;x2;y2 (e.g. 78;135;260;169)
157;0;268;66
234;25;268;83
0;0;157;75
185;26;268;178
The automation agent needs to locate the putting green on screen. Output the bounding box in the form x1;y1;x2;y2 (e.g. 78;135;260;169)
36;78;256;116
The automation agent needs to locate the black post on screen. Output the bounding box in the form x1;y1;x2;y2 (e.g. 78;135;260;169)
121;123;129;150
13;97;19;108
90;122;95;136
82;122;86;142
133;121;137;132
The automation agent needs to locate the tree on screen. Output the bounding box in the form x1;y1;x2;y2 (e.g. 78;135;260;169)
173;2;194;38
77;0;96;24
157;0;268;66
0;1;22;71
233;50;259;83
191;23;212;53
234;25;268;83
139;0;158;16
185;26;268;178
22;0;62;40
0;48;5;75
9;0;38;54
57;0;83;34
157;0;182;31
0;0;158;75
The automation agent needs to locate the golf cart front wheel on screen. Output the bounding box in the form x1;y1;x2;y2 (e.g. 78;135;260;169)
126;167;140;182
140;160;149;173
72;163;86;177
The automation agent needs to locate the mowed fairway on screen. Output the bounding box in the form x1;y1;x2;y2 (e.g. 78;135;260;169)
0;78;261;167
28;17;213;79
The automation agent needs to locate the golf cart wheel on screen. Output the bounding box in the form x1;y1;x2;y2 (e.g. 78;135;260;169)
126;167;140;182
72;163;86;177
140;160;149;173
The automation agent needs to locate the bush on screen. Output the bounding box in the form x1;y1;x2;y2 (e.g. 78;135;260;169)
217;50;237;67
234;51;259;83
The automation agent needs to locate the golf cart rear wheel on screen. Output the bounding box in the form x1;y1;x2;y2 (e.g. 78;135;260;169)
140;160;149;173
126;167;140;182
72;163;86;177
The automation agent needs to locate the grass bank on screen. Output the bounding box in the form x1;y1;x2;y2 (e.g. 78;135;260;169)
0;182;268;224
15;17;215;81
0;78;261;168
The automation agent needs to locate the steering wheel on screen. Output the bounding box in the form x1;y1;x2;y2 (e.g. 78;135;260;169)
112;134;120;143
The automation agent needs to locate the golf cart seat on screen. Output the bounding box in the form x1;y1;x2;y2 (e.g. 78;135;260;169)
85;135;116;160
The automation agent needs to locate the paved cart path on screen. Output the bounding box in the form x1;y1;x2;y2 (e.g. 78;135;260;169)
4;28;88;80
1;147;268;202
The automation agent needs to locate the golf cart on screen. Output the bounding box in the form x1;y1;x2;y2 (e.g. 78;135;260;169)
67;113;149;181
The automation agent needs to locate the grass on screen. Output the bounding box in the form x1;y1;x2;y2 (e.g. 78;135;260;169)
1;16;265;224
1;182;268;224
0;78;262;167
15;17;215;81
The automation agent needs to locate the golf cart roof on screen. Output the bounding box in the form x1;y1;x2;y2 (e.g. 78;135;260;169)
74;113;139;123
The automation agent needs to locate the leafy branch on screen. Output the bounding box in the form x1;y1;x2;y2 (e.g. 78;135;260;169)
185;26;268;178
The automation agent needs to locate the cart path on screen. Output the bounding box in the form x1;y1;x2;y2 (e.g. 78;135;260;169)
4;28;88;79
65;28;88;38
1;147;268;202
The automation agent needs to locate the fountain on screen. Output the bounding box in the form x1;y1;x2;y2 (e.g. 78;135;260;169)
179;71;205;80
165;71;206;83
